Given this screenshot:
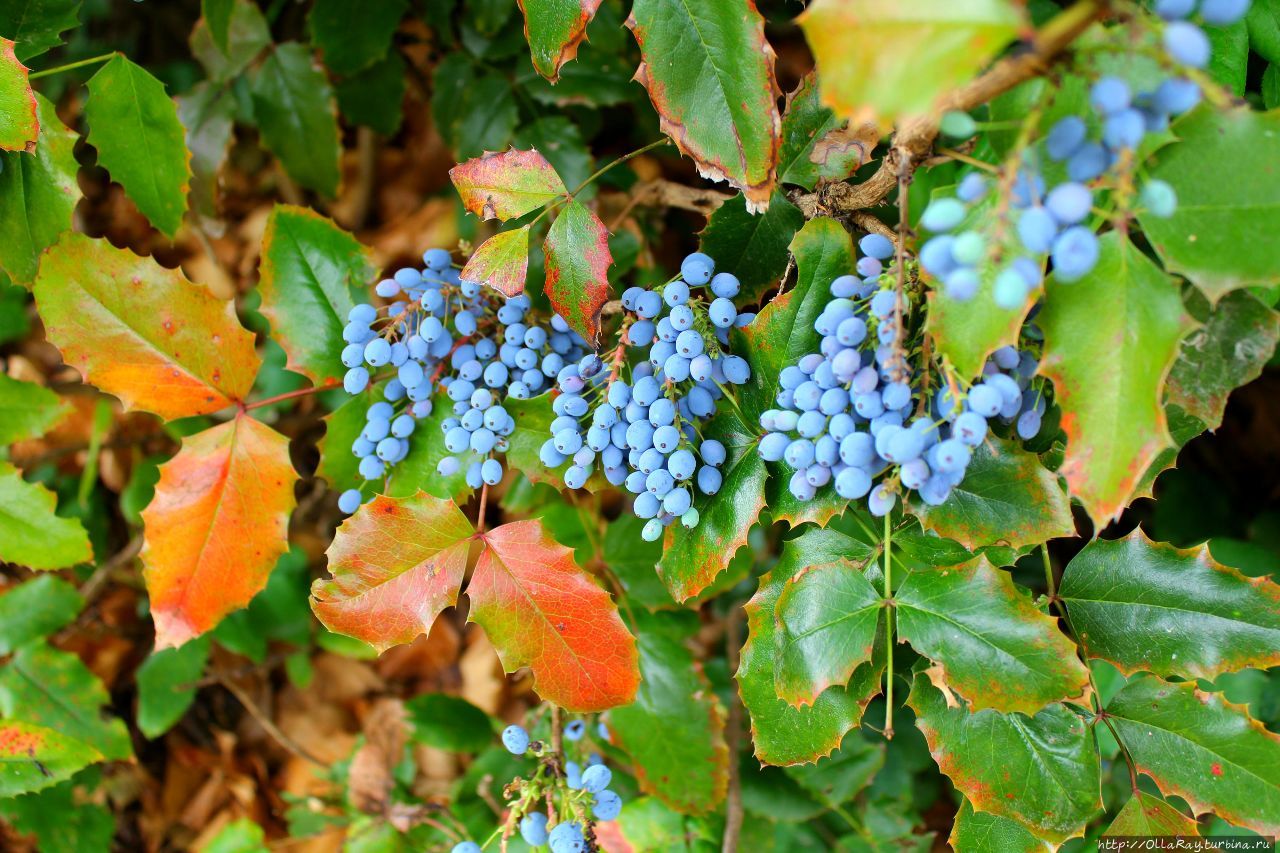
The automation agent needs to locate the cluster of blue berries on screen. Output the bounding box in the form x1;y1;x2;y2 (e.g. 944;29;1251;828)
540;252;754;541
920;0;1248;310
759;234;1046;514
335;248;588;514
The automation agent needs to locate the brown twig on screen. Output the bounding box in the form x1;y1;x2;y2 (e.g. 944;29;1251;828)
218;674;328;767
79;535;143;605
722;606;745;853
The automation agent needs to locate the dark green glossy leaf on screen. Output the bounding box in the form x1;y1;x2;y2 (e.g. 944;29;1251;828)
177;81;235;228
783;730;884;807
518;0;602;82
405;693;494;753
315;383;378;492
431;54;518;159
384;391;473;502
250;43;342;198
1103;791;1199;838
504;392;603;493
601;515;674;610
0;575;82;655
136;635;210;739
0;373;66;444
0;461;91;570
1250;0;1280;62
1105;675;1280;836
0;769;115;851
1060;530;1280;680
610;611;728;815
699;192;804;305
0;0;80;61
335;51;405;136
308;0;406;75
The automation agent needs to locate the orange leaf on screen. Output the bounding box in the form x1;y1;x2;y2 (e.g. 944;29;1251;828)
311;492;474;652
33;233;260;420
141;412;297;648
468;520;640;711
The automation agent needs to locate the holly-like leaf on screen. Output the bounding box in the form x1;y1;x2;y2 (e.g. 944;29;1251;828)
1138;107;1280;302
698;192;804;305
460;225;531;298
311;492;474;652
0;0;81;61
0;641;131;760
544;199;610;344
308;0;406;75
0;38;37;152
0;721;99;797
783;730;884;808
0;92;80;285
405;693;494;753
798;0;1021;128
335;51;406;136
136;635;210;739
908;673;1101;844
259;205;375;387
772;560;881;708
316;384;379;491
0;374;67;444
949;800;1052;853
250;42;342;198
141;413;298;649
518;0;604;82
432;54;519;160
1105;675;1280;836
467;519;640;711
0;575;82;655
917;437;1074;550
626;0;781;212
177;81;235;227
450;148;568;222
1167;290;1280;432
777;72;877;191
1103;792;1199;838
656;407;766;602
1060;530;1280;681
1038;232;1193;526
896;557;1090;715
84;54;191;238
0;460;91;570
738;528;882;766
33;233;261;420
609;611;729;815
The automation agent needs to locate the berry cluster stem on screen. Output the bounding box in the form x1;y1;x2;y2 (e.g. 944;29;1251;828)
883;511;895;740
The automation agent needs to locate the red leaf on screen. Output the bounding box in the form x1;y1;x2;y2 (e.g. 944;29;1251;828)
141;412;298;648
460;226;531;297
468;520;640;711
449;149;567;222
517;0;604;83
543;199;611;345
311;492;474;652
0;38;38;153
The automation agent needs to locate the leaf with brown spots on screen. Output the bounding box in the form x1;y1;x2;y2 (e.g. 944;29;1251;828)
517;0;604;83
450;148;567;222
543;199;611;345
0;38;37;153
142;412;298;648
467;519;639;712
626;0;781;212
460;225;531;298
311;492;474;653
1105;675;1280;836
33;233;261;420
1103;792;1199;839
908;672;1101;844
0;720;100;797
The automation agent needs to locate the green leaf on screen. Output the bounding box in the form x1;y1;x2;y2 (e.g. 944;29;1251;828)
450;148;568;222
518;0;603;82
334;51;405;136
308;0;406;75
1250;0;1280;62
777;71;876;190
0;721;99;797
384;390;474;502
203;0;234;53
177;81;235;227
250;43;342;198
1103;792;1199;838
1038;231;1192;526
512;116;593;195
1166;290;1280;432
799;0;1021;127
610;611;728;815
657;407;766;602
0;37;36;153
202;818;269;853
783;730;884;807
0;92;80;285
544;199;611;344
136;635;210;739
949;800;1052;853
917;437;1073;550
460;225;531;298
0;0;80;61
84;55;191;238
1206;20;1249;96
626;0;781;210
896;557;1090;715
259;205;374;387
0;575;83;655
698;192;805;305
601;515;674;610
316;385;376;491
1138;108;1280;302
0;769;115;852
1060;530;1280;681
1105;675;1280;836
0;373;67;444
431;54;518;159
405;693;493;753
190;0;270;84
0;461;91;570
738;528;882;766
907;672;1101;844
772;559;881;708
617;797;719;852
0;641;131;760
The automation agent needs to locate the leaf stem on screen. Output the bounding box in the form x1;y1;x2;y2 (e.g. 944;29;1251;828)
568;138;671;198
242;384;330;411
476;481;490;535
1041;543;1057;599
883;511;895;740
29;51;117;80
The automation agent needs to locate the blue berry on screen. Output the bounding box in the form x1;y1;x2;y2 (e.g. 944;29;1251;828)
520;813;549;846
501;724;530;755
